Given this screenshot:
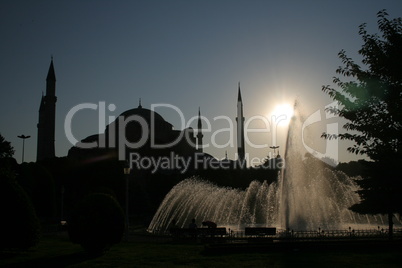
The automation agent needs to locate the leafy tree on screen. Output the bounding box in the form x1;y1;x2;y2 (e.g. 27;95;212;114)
0;168;40;250
0;133;14;158
322;10;402;238
17;162;56;219
68;193;125;256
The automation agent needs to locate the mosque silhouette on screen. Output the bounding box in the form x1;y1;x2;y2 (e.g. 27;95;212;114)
36;58;275;172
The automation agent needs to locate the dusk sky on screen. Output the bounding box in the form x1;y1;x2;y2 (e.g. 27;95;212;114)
1;1;401;164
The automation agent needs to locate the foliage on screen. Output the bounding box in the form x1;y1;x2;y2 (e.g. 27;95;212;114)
336;160;370;177
322;10;402;160
0;133;14;158
322;10;402;236
0;168;40;250
68;193;125;256
17;162;56;218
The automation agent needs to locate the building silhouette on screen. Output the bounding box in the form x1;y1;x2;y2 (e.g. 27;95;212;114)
197;107;203;153
68;101;198;171
236;82;246;165
37;58;57;161
67;82;250;170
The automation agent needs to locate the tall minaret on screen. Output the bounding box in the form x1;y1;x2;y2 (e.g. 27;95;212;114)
37;57;57;161
236;82;246;165
197;107;203;152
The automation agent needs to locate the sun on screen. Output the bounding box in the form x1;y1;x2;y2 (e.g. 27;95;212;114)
269;103;294;127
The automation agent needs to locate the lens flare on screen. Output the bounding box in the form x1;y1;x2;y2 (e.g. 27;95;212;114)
270;103;294;126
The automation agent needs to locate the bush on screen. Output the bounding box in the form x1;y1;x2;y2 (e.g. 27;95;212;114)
0;169;40;250
17;162;56;219
68;192;125;256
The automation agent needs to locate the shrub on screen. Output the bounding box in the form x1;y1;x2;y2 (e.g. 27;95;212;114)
68;192;125;256
0;169;40;250
17;162;56;219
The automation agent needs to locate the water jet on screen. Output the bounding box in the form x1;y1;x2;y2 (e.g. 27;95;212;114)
148;103;397;233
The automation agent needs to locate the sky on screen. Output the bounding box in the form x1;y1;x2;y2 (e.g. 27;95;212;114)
1;0;401;165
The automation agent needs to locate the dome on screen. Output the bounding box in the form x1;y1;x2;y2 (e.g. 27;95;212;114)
119;107;172;127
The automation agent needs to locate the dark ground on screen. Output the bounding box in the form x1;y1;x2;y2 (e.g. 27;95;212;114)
2;230;401;268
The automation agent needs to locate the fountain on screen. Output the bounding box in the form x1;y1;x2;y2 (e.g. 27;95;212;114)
279;102;363;230
147;103;394;233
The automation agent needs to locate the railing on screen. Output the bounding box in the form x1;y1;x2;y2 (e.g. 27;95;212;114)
170;227;227;238
150;226;402;241
228;227;402;240
244;227;277;236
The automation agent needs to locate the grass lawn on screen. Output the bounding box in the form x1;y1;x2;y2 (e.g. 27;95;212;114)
1;234;401;267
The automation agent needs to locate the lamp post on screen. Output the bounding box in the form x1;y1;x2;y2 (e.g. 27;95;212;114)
61;185;65;222
269;145;279;158
123;163;131;241
17;135;31;163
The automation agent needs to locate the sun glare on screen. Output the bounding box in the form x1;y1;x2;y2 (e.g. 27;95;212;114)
270;103;294;127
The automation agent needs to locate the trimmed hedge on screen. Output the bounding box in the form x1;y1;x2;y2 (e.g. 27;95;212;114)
68;192;125;256
0;170;40;250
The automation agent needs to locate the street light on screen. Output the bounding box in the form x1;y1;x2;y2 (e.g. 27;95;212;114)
17;135;31;163
61;185;65;222
269;145;279;158
123;163;131;241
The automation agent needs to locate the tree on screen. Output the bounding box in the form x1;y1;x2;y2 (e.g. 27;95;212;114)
17;162;56;219
0;168;40;250
0;133;14;158
68;193;125;256
322;10;402;239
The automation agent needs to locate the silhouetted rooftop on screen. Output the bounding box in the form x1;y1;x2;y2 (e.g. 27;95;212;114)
119;106;172;127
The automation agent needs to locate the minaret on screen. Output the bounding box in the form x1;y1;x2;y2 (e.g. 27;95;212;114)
37;57;57;161
196;107;203;152
236;82;246;165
